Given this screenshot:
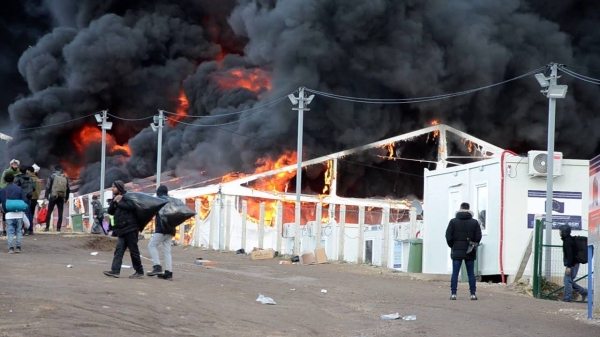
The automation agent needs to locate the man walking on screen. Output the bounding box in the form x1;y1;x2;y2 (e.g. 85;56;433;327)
28;166;42;234
445;202;482;300
44;165;70;232
1;159;20;236
15;166;36;234
147;185;175;280
91;195;107;234
0;174;28;253
559;225;588;302
103;181;144;279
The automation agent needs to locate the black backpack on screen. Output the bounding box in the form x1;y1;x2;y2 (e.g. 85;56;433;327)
16;176;35;199
573;236;588;264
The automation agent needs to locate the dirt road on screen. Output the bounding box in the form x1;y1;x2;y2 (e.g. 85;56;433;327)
0;233;598;337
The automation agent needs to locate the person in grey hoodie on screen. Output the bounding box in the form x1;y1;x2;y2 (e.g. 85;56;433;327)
146;185;175;280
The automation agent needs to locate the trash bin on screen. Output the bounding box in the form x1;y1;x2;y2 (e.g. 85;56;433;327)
461;244;482;282
71;214;84;232
406;238;423;273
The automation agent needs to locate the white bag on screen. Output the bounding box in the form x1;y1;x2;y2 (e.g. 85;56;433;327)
22;215;31;231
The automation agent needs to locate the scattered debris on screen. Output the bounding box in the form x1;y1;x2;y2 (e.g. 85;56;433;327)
402;315;417;321
236;248;246;254
256;294;276;305
67;265;73;268
321;289;328;294
314;248;328;264
251;248;277;260
194;259;218;266
380;313;400;320
291;256;300;263
121;265;131;269
90;252;98;256
279;261;291;265
301;252;316;265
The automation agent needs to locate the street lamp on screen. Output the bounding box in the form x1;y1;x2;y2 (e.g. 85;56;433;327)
534;63;568;277
151;110;165;188
288;88;314;255
94;110;112;208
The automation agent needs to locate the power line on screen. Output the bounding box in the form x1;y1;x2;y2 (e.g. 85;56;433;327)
166;97;286;128
557;66;600;85
0;112;100;134
107;114;155;121
561;64;600;74
161;95;290;119
305;66;547;104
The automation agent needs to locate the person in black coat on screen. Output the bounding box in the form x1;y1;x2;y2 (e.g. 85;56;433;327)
146;185;176;280
445;202;482;300
103;180;144;279
559;225;587;302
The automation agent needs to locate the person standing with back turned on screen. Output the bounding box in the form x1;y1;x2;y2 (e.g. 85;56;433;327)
103;181;144;279
559;225;588;302
146;185;175;280
445;202;482;300
44;165;70;232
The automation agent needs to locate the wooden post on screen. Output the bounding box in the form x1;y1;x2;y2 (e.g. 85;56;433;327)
382;207;390;268
259;202;265;249
209;198;217;250
294;202;301;255
276;201;283;254
241;200;247;252
338;205;346;262
194;198;201;247
315;203;323;249
357;206;365;264
225;200;232;251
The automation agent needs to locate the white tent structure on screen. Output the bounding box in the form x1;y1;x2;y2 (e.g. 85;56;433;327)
71;124;504;263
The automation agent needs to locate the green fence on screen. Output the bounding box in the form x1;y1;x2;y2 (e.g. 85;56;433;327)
532;219;588;300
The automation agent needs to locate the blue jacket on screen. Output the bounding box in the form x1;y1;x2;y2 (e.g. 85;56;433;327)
0;183;27;213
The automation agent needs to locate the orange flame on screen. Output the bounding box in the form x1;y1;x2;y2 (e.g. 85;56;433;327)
72;125;131;156
427;120;440;142
216;68;271;93
322;160;333;194
461;139;475;153
168;91;189;127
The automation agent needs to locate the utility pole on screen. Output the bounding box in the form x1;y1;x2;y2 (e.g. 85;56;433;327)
544;63;558;277
288;88;314;255
151;110;165;188
534;64;568;279
95;110;112;208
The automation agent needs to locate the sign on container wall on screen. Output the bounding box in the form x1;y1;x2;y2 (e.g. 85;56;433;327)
588;155;600;244
527;190;582;230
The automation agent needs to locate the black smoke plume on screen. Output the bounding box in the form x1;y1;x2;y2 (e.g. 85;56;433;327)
3;0;600;198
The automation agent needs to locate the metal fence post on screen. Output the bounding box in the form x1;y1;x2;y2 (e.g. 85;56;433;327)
533;218;542;298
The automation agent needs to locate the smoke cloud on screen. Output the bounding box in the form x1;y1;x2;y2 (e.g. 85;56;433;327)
3;0;600;198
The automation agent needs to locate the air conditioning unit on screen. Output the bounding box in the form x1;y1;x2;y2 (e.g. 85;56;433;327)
528;151;562;177
283;223;295;238
306;221;316;237
392;223;409;241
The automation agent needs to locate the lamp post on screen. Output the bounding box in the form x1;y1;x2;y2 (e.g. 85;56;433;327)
94;110;112;208
288;88;314;255
151;110;165;188
534;63;568;277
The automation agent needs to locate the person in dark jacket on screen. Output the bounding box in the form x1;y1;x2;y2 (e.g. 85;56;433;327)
559;225;588;302
103;180;144;279
0;173;28;253
91;195;107;234
445;202;482;300
44;165;70;232
15;165;36;234
147;185;175;280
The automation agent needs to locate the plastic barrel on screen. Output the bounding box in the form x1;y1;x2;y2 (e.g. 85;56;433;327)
71;214;84;232
406;238;423;273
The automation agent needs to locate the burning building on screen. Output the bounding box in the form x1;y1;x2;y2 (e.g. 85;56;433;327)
71;123;502;255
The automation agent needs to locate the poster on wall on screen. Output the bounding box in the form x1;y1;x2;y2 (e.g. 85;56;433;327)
588;155;600;245
393;241;403;269
527;190;582;230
